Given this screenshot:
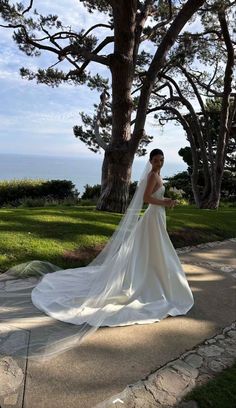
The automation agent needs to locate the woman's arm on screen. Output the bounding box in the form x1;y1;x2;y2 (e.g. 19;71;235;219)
143;173;174;207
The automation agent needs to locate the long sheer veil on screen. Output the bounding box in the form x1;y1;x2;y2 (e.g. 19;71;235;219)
0;160;152;359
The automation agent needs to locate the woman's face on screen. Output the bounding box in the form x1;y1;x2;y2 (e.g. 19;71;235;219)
150;154;164;171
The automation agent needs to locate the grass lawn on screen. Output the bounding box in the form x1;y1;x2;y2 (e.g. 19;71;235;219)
0;204;235;272
183;361;236;408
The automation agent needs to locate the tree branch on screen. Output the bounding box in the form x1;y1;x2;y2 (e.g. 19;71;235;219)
40;24;81;70
93;91;110;151
147;104;201;194
66;36;114;78
58;44;109;66
82;23;113;39
152;81;174;99
131;0;206;152
216;9;235;180
176;65;215;171
179;70;226;96
140;0;173;42
133;0;153;65
22;0;34;15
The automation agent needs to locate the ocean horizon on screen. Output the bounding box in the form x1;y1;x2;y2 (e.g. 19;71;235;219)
0;153;187;194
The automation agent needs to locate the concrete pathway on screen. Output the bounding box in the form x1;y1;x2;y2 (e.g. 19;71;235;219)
95;321;236;408
0;238;235;408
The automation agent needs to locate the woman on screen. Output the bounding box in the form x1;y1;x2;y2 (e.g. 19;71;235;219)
3;149;194;356
31;149;193;320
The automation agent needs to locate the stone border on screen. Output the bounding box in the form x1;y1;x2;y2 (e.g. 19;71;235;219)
0;324;30;408
95;322;236;408
176;238;236;280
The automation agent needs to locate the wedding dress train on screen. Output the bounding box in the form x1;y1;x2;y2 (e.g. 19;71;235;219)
31;185;194;327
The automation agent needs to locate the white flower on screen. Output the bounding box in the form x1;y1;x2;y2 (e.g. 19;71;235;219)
169;187;185;197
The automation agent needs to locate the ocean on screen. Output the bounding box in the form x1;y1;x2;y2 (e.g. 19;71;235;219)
0;153;186;194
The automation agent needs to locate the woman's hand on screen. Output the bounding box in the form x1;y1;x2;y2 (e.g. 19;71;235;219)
163;198;178;208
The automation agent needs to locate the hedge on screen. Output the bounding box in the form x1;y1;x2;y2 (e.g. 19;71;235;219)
0;179;79;206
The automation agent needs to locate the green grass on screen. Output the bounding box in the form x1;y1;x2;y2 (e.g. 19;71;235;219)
166;205;236;247
183;361;236;408
0;204;235;272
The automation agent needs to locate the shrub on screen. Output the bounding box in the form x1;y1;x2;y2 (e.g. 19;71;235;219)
82;184;101;201
129;181;138;199
0;179;79;207
81;181;139;203
18;196;79;208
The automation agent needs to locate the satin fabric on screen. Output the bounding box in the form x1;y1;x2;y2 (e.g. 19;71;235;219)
31;185;194;327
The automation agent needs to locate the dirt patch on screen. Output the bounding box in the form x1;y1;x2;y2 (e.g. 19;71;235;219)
169;227;219;248
63;244;105;264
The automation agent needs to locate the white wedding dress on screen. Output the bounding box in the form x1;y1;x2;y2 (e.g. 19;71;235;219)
31;184;194;328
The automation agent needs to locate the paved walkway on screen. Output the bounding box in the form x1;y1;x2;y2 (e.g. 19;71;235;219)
95;321;236;407
0;238;236;408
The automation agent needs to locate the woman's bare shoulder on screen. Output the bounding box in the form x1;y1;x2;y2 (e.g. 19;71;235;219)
148;171;161;182
148;170;157;177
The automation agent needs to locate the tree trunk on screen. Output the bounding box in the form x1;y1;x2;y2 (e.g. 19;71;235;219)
97;1;137;212
96;148;133;213
198;186;221;209
194;9;234;210
191;161;223;209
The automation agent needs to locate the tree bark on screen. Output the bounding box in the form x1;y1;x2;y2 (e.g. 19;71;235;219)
96;147;133;212
97;0;137;212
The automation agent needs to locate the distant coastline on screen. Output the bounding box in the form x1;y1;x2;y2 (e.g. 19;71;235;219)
0;153;187;194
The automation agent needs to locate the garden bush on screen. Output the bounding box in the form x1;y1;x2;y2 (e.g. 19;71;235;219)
81;181;139;203
0;179;79;207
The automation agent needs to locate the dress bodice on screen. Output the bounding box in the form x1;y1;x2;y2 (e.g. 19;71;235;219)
151;185;165;199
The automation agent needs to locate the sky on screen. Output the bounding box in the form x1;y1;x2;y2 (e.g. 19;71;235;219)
0;0;196;169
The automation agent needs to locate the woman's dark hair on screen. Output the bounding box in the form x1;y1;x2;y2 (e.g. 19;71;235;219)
149;149;164;161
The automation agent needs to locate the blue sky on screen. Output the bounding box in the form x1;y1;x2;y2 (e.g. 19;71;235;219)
0;0;192;170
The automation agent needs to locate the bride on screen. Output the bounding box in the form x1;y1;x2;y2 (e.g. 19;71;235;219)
32;149;193;325
3;148;194;356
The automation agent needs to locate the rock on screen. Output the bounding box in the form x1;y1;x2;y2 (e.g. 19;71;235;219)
131;384;159;408
4;393;18;405
227;330;236;338
0;357;23;396
206;339;216;344
225;347;236;357
170;359;199;379
198;345;224;357
145;385;176;406
217;356;235;367
147;368;195;403
184;354;203;369
208;360;226;373
197;373;213;386
214;334;225;340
